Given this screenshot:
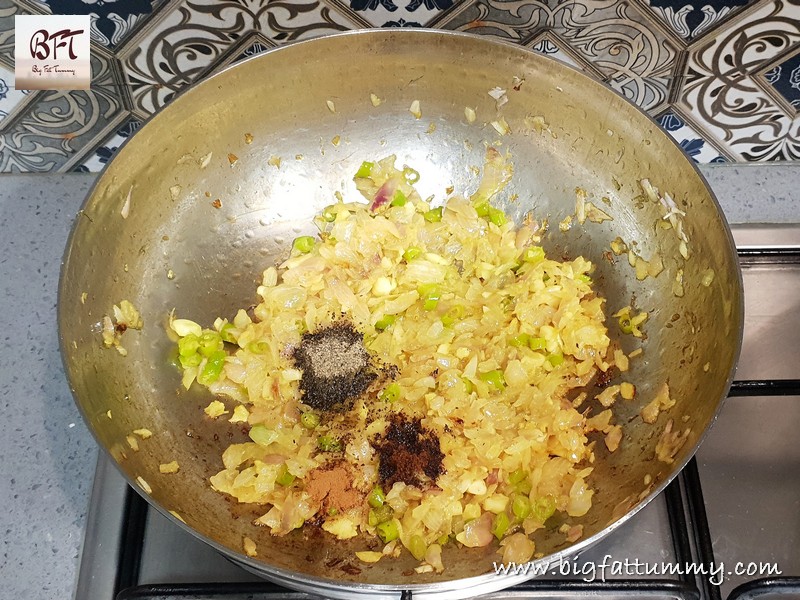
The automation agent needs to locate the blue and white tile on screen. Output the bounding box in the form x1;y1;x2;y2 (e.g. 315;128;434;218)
641;0;756;40
40;0;157;47
0;0;39;68
429;0;544;42
337;0;410;27
116;0;362;118
657;111;728;163
234;38;274;63
0;63;33;125
1;0;800;170
0;44;126;172
401;0;453;23
381;17;423;27
554;0;678;113
529;36;581;70
73;118;141;172
206;32;279;75
434;0;679;113
678;0;800;161
330;0;450;28
523;31;605;78
761;53;800;112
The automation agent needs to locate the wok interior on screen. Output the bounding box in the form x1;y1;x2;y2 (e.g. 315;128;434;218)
59;31;742;594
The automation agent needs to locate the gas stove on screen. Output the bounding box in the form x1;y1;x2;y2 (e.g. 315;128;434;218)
75;225;800;600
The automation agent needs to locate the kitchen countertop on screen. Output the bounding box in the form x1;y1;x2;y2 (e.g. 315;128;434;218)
0;166;798;600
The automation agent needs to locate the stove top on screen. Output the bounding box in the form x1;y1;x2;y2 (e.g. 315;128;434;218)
75;225;800;600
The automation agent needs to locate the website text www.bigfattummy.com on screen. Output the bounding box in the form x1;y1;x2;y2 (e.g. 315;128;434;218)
493;555;782;586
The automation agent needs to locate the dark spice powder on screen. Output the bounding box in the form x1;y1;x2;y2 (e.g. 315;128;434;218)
375;414;444;488
292;321;376;411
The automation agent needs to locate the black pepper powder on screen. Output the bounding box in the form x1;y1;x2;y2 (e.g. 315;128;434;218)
292;321;377;411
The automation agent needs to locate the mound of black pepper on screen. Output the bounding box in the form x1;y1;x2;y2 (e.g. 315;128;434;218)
292;321;377;411
375;414;444;488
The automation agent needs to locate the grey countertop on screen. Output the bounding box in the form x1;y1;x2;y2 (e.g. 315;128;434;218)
0;175;98;600
0;166;798;600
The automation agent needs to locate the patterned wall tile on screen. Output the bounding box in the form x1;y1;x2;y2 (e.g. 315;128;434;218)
206;31;277;74
12;0;173;48
640;0;756;41
428;1;543;42
44;0;158;47
1;1;36;69
0;2;45;144
0;61;33;123
73;118;141;172
433;0;681;113
2;0;800;170
657;109;729;163
326;0;450;28
555;1;680;112
521;30;611;83
757;49;800;115
527;33;589;73
0;43;128;171
233;36;275;62
678;0;800;161
116;0;364;119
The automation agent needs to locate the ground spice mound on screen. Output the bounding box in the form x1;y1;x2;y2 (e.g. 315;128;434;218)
375;414;445;488
292;322;376;411
304;461;363;513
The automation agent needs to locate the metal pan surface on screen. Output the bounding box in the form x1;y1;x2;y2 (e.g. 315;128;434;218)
59;29;743;599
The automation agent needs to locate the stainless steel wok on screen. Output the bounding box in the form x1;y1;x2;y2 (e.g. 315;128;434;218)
58;30;743;599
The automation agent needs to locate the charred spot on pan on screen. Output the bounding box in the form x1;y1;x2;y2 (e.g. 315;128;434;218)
375;414;445;488
341;563;362;576
595;367;616;388
245;304;258;322
304;514;326;531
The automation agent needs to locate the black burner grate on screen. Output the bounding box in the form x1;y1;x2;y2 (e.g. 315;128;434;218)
727;579;800;600
117;580;703;599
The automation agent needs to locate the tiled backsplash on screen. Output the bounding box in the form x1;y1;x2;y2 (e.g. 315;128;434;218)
1;0;799;172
